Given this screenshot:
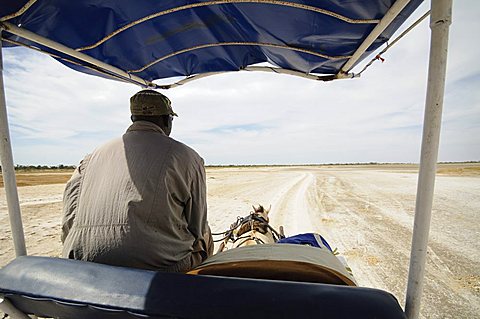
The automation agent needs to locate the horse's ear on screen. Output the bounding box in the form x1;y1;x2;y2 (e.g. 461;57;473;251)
258;204;266;213
266;204;271;214
252;205;257;212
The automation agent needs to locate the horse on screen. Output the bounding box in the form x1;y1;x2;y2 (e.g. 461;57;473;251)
215;205;285;253
194;205;357;286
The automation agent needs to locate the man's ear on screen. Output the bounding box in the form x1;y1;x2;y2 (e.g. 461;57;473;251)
163;115;173;127
163;117;173;136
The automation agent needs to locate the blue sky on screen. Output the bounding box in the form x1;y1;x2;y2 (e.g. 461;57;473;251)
2;1;479;165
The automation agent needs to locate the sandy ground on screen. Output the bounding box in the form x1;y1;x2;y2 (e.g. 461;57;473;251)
1;165;479;318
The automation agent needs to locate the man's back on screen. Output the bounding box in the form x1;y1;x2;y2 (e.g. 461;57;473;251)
62;120;210;272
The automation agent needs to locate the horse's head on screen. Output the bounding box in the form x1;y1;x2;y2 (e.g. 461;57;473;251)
216;204;282;253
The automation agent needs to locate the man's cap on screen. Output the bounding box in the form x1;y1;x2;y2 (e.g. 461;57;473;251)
130;90;178;117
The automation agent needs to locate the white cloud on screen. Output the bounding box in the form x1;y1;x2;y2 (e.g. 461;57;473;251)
2;1;479;165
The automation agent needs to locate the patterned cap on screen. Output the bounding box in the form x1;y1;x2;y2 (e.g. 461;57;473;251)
130;90;178;116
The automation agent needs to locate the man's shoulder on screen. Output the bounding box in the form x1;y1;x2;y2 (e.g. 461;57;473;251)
93;136;124;153
168;138;204;164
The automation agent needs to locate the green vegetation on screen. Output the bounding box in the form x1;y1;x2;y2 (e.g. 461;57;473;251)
0;164;76;172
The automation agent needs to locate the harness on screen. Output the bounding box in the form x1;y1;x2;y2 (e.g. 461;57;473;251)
213;212;285;252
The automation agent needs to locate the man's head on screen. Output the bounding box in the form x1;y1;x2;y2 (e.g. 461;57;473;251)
130;90;178;136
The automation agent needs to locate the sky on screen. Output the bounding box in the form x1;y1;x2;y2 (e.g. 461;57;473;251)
2;1;479;166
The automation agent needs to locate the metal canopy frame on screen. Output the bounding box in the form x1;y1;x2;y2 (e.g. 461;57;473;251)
338;0;412;75
0;1;453;319
1;22;156;89
0;0;424;88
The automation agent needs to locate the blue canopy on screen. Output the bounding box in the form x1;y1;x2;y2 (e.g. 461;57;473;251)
1;0;423;86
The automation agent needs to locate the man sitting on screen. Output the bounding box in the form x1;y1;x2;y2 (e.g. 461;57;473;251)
61;90;213;272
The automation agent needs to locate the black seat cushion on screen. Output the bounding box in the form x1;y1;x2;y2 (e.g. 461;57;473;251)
0;256;406;319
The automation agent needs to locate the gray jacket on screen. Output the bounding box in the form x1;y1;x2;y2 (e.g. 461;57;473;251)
62;121;212;272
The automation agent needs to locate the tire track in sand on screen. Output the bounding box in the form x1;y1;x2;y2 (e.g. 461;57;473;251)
268;173;315;236
307;172;480;318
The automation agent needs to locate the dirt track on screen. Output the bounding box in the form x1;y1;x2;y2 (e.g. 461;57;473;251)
1;165;479;318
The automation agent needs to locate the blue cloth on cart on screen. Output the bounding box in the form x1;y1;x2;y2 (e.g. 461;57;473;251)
278;233;333;252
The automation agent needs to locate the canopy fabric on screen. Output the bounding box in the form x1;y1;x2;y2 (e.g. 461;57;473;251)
1;0;423;84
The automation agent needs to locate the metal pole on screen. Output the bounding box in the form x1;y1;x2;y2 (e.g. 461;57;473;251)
0;28;27;257
404;0;452;318
1;22;155;89
338;0;412;75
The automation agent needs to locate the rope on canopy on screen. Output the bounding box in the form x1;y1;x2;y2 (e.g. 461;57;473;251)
0;0;38;22
128;41;351;74
338;0;412;75
76;0;380;52
0;22;355;89
0;1;424;88
356;10;431;77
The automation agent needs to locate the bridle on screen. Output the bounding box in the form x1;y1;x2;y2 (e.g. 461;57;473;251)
213;210;285;252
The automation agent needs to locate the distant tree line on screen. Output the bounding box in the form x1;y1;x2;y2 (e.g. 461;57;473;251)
0;164;76;172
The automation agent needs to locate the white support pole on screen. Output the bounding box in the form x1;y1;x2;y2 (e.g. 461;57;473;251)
0;28;27;257
404;1;452;318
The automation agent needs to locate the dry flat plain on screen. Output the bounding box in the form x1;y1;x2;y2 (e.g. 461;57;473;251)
1;164;479;318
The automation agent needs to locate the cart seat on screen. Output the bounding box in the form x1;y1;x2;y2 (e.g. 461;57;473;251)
0;256;406;319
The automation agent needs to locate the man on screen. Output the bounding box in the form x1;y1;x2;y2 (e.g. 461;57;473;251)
61;90;213;273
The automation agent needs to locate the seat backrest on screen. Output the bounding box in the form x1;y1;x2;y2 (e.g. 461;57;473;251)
0;256;406;319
